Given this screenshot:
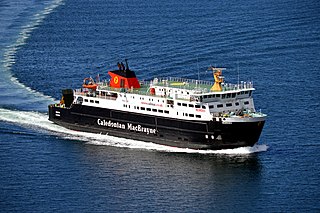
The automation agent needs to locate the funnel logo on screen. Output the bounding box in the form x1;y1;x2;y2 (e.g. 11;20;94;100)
114;76;119;84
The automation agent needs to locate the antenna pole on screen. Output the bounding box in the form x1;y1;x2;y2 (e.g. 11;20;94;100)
237;61;240;87
197;56;200;81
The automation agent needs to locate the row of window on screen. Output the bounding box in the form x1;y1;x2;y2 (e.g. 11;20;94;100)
182;113;202;118
84;99;99;104
123;104;170;114
209;101;250;109
123;104;203;118
203;91;252;99
177;102;206;109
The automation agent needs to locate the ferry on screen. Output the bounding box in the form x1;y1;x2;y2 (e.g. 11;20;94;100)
48;60;266;150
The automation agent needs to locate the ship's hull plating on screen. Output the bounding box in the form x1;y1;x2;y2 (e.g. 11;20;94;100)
48;104;265;150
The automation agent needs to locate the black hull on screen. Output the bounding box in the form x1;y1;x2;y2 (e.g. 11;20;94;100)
48;104;265;150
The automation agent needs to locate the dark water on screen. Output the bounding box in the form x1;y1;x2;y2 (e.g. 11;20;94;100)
1;0;319;212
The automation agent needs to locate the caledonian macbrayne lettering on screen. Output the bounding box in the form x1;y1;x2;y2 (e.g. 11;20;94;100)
97;119;157;135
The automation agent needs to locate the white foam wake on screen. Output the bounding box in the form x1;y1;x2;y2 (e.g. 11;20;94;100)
0;108;268;154
1;0;64;101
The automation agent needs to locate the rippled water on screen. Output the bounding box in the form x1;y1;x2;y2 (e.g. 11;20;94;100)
0;0;319;212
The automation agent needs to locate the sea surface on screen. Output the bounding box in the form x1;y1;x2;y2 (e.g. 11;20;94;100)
0;0;319;212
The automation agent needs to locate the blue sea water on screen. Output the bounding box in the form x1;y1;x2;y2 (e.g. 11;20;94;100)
0;0;319;212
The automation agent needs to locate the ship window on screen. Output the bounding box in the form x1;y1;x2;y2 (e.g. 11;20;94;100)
177;103;181;106
232;93;236;98
195;105;200;108
182;103;187;107
90;100;94;103
226;93;231;98
202;106;206;109
204;95;208;99
209;105;214;109
244;101;249;105
226;103;232;107
147;108;151;111
245;91;249;94
84;99;88;102
222;94;226;99
95;100;99;104
141;107;145;110
189;104;194;108
137;107;140;110
196;115;201;118
235;102;239;106
189;114;194;117
217;104;223;108
216;94;220;98
159;110;163;113
152;109;157;112
208;95;212;98
249;91;252;96
185;113;188;116
187;92;189;95
164;110;169;114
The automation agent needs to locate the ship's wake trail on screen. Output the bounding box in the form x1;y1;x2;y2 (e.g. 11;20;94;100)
0;108;268;155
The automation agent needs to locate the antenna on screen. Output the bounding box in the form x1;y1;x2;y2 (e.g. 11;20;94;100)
237;61;240;86
197;56;200;81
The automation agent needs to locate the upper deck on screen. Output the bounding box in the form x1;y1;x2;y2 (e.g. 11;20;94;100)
97;77;252;93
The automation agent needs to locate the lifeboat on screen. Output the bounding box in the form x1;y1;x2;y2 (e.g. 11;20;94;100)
83;77;97;90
